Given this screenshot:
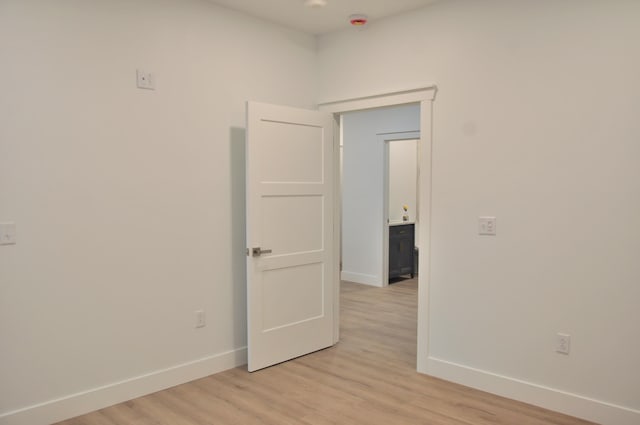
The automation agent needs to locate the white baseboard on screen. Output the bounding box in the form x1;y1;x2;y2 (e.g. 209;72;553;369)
426;356;640;425
341;271;381;287
0;347;247;425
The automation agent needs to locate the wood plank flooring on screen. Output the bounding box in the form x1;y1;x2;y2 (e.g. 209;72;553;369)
56;279;598;425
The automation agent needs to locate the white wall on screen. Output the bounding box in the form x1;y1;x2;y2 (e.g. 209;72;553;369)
0;0;317;423
3;0;640;424
388;139;418;224
341;105;419;286
320;0;640;423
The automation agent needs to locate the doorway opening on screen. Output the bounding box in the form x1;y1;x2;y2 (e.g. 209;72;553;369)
318;85;436;373
384;135;420;286
338;104;419;288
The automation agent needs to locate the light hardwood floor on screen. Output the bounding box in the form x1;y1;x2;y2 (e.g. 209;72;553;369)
56;279;598;425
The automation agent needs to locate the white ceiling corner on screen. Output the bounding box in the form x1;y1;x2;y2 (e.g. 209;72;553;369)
206;0;440;35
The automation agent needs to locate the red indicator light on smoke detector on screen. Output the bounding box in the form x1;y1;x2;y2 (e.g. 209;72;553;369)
349;14;368;26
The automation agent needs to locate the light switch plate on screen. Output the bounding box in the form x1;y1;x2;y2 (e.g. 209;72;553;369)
0;222;17;245
478;216;496;235
136;69;155;90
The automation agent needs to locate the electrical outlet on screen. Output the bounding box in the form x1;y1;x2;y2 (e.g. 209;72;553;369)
195;310;206;328
556;333;570;355
478;216;497;235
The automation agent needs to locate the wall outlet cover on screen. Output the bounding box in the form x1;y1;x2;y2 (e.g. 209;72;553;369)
195;310;206;328
556;333;571;355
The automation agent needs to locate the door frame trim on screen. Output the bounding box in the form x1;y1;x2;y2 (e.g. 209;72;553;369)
318;85;437;373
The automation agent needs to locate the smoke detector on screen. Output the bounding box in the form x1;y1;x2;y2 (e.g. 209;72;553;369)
305;0;328;7
349;14;368;27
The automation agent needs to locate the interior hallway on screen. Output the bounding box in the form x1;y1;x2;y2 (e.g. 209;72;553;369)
55;279;597;425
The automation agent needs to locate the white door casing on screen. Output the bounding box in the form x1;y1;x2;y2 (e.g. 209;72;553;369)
246;101;335;372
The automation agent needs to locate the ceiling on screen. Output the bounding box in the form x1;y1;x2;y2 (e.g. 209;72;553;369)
207;0;440;35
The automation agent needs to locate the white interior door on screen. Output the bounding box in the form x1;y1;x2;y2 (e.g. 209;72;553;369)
246;101;335;372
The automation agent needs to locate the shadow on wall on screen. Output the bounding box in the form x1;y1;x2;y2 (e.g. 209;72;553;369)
230;127;247;349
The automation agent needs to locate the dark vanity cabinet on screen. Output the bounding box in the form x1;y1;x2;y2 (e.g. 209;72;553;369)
389;223;415;280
